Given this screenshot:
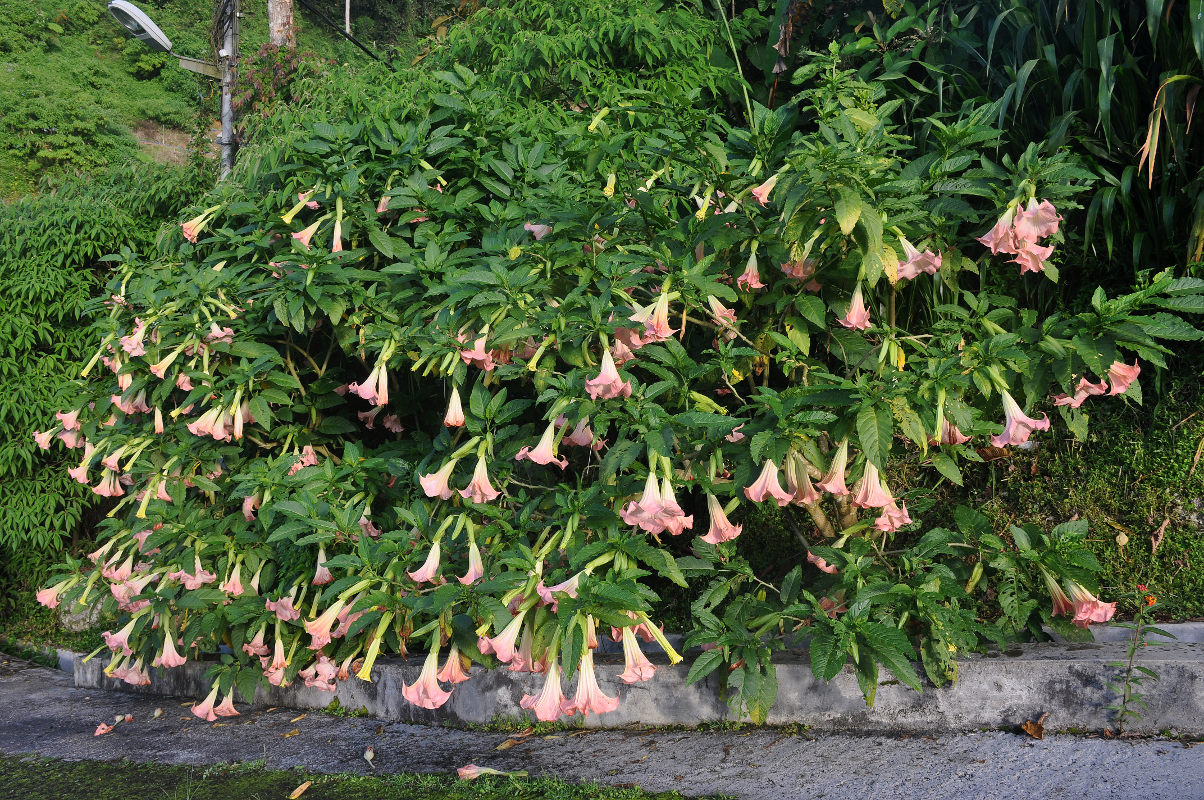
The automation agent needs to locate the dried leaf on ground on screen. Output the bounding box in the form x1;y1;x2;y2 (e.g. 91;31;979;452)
289;781;312;798
1021;712;1049;740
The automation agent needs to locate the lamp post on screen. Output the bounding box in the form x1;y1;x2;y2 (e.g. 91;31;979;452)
107;0;240;179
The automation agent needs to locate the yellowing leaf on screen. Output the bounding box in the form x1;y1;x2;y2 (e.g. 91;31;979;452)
289;781;312;799
284;728;300;738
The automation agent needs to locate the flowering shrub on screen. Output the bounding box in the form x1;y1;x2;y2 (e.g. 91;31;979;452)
35;51;1204;724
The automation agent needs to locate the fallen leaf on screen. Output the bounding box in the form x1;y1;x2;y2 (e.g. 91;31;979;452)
290;713;307;723
1151;517;1169;554
283;728;300;738
1021;712;1049;740
374;724;385;735
495;738;521;750
543;735;561;740
514;726;535;738
289;780;312;798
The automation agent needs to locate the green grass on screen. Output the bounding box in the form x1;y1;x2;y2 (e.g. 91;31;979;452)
0;755;718;800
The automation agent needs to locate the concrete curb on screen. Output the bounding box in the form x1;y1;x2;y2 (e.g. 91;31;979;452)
73;625;1204;735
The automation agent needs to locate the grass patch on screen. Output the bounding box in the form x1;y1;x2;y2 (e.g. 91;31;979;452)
0;754;716;800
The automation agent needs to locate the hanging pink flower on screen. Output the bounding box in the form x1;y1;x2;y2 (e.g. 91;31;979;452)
265;594;301;622
621;471;667;533
977;207;1018;255
242;625;270;657
873;499;912;532
292;218;323;249
1106;360;1141;396
1065;580;1116;628
896;238;942;281
745;459;793;506
990;391;1050;447
300;655;339;692
701;494;742;544
838;284;871;330
460;456;501;503
479;609;527;664
851;461;894;509
807;550;839;575
55;409;81;431
444;386;465;427
516;422;569;469
437;644;472;684
815;440;850;495
264;636;289;686
191;685;221;722
1010;242;1054;274
102;619;138;655
737;251;764;291
935;420;971;445
420;459;459;500
458;539;484;585
288;445;319;475
562;417;599;448
618;626;657;683
36;579;70;609
168;556;218;590
408;541;443;584
658;477;694;535
524;222;553;240
242;494;261;522
519;660;567;722
214;691;240;717
537;573;581;611
706;295;739;331
459;335;496;371
32;429;55;450
313;544;333;585
784;455;821;505
630;292;676;343
153;630;188;669
219;561;245;596
1012;198;1061;243
751;173;780;206
1043;569;1075;618
563;650;619;717
305;599;348;651
725;423;746;443
1054;377;1109;408
585;350;633;400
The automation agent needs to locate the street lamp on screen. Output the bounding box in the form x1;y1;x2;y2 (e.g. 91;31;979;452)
107;0;241;179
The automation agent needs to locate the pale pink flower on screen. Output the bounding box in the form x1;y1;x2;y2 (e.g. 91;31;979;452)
460;455;501;503
618;626;657;683
376;195;391;214
214;692;240;717
516;422;569;469
93;470;124;498
751;173;780;206
176;373;194;391
725;423;746;443
264;636;289;686
299;191;319;210
55;409;81;430
784;454;821;505
298;656;339;691
265;594;301;622
706;295;738;328
459;335;495;371
611;327;644;365
154;630;188;669
242;494;261;522
524;222;552;240
630;292;676;343
36;584;64;609
780;259;815;281
120;319;148;356
407;541;443;584
102;553;134;582
562;417;597;448
935;420;972;445
874;499;912;532
621;471;667;533
563;650;619;717
458;539;484;585
103;619;138;655
382;413;403;433
1043;569;1075;618
304;599;347;650
168;557;217;590
218;561;245;596
896;238;942;281
838;284;871;330
359;515;383;539
420;459;459;500
1012;198;1061;243
1065;579;1116;629
701;493;742;544
33;429;55;450
58;428;85;448
851;461;894;509
292;218;323;249
744;459;793;506
1106;360;1141;396
519;660;567;722
658;477;694;535
288;445;319;475
977;207;1018;255
444;386;465;427
479;609;527;664
807;550;839;575
737;250;764;291
1010;242;1055;274
990;391;1050;447
313;544;333;585
437;644;472;684
585;350;632;400
815;440;851;495
181;208;217;243
190;685;221;722
537;573;581;611
242;625;270;657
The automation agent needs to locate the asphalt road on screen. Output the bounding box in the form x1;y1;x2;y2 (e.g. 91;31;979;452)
1;656;1201;800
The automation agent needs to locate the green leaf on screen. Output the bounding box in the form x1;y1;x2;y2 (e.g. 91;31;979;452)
809;632;848;681
685;648;724;685
931;453;963;485
862;622;921;692
835;188;862;235
368;228;394;259
780;565;802;604
856;404;892;469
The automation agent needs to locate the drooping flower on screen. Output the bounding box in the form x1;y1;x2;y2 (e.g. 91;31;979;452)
744;459;793;506
181;205;220;243
102;619;138;655
563;650;619;717
1010;242;1055;275
167;556;218;590
1043;569;1075;618
618;626;657;684
444;386;465;427
537;573;581;611
990;391;1050;447
292;218;323;249
437;644;472;684
1054;376;1109;408
36;578;73;609
419;459;459;500
313;544;333;585
977;207;1018;255
1065;579;1116;629
585;350;632;400
154;630;188;669
459;335;496;372
621;471;667;533
458;539;484;585
838;284;871;330
524;222;553;240
479;609;527;664
706;295;739;329
751;173;780;206
191;685;220;722
120;319;149;357
701;494;742;544
784;454;821;505
214;691;240;717
562;417;598;448
737;250;765;291
460;456;501;504
304;599;348;651
219;561;245;596
815;440;851;495
896;238;942;281
265;594;301;622
1106;360;1141;396
1012;198;1061;243
630;291;676;343
807;550;839;575
658;477;694;535
287;445;319;475
55;409;81;431
515;421;568;469
242;494;261;522
851;461;894;509
611;327;644;365
32;429;55;450
242;624;270;657
408;541;443;584
264;636;289;686
519;660;567;722
935;420;972;445
873;499;912;532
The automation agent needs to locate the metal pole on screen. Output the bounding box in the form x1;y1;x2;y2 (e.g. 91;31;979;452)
219;0;239;179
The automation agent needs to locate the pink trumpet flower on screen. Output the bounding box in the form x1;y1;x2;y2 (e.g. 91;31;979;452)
815;440;851;495
304;599;347;650
479;609;527;664
524;222;553;240
990;391;1050;447
460;456;501;503
242;625;270;657
313;544;333;585
93;470;125;498
977;207;1019;255
120;319;148;356
1054;377;1109;408
851;461;894;509
751;173;780;206
444;386;465;427
36;579;72;609
516;422;568;469
706;295;738;328
784;454;821;505
402;645;454;709
807;550;840;575
33;429;55;450
458;539;484;585
621;471;667;533
744;459;794;506
737;250;765;290
459;335;495;371
562;417;598;448
519;660;567;722
618;626;658;683
1065;580;1117;629
288;445;319;475
1106;360;1141;396
407;541;443;584
265;594;301;622
420;459;459;500
220;561;245;596
292;218;323;249
838;284;871;330
508;626;537;673
537;573;581;611
658;477;694;535
1043;569;1075;619
103;619;138;655
242;494;261;522
563;650;619;717
631;292;676;343
935;420;972;445
168;556;217;590
1012;198;1061;243
154;630;188;669
1010;242;1055;275
438;644;472;684
701;493;742;544
191;685;221;722
214;691;240;717
55;409;81;430
896;238;942;281
585;350;632;400
874;499;912;532
376;195;391;214
264;636;289;686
